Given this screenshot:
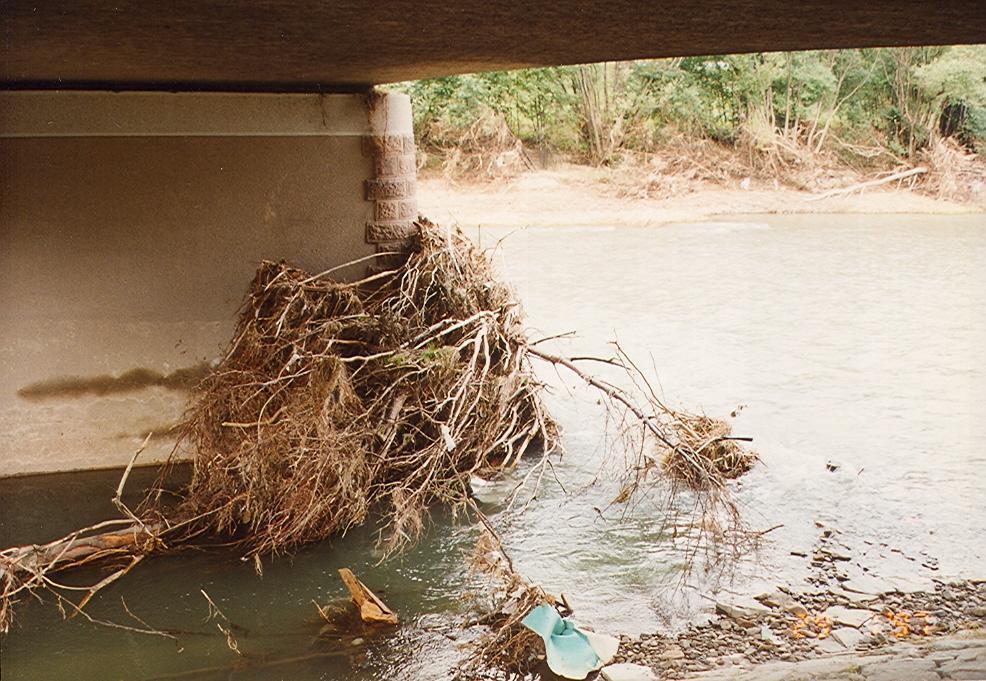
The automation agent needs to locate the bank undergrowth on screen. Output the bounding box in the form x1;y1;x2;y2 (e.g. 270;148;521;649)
397;46;986;203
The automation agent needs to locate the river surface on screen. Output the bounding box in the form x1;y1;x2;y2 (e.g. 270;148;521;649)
2;213;985;680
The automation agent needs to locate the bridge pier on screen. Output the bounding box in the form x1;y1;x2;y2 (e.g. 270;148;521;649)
0;90;416;476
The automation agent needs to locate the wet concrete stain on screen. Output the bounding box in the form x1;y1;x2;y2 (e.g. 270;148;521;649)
16;362;211;401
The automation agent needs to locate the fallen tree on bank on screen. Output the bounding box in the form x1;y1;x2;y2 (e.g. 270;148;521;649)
0;221;758;677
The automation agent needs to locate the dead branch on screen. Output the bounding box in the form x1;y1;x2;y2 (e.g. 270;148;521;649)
1;521;163;575
808;166;928;201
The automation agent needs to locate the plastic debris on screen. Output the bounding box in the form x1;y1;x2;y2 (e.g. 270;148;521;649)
521;604;617;679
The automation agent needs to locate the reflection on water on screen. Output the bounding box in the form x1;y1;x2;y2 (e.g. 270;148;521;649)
3;213;985;679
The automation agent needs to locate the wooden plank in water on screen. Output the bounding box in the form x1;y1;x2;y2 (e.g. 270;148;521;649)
337;568;398;625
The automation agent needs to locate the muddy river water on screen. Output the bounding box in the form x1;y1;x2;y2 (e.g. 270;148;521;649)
2;213;984;680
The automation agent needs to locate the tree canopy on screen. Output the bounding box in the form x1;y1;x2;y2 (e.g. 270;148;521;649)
397;46;986;167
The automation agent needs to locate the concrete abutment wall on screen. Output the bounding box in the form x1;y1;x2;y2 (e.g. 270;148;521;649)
0;90;417;476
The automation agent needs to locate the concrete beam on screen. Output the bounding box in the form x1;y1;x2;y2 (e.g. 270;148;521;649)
2;1;984;90
0;91;414;476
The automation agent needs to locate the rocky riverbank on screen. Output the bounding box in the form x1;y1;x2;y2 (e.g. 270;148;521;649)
601;520;986;680
688;631;986;681
603;631;986;680
613;579;986;678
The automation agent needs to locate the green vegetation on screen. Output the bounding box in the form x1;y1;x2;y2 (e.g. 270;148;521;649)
396;46;986;183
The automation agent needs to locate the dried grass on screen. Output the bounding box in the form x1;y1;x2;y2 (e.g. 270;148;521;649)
919;137;986;202
607;132;851;199
662;414;758;491
457;530;557;680
419;111;535;182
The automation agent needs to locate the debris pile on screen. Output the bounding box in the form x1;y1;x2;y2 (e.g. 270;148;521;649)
154;221;558;556
660;413;758;491
458;531;559;680
1;219;759;681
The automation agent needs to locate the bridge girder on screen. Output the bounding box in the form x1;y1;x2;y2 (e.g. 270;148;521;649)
3;0;985;91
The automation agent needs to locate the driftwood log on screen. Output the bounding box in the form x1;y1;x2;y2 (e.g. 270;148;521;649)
1;521;163;575
808;166;928;201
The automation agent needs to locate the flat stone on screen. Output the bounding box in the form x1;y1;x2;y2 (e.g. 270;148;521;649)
939;657;986;676
929;650;959;661
754;591;787;607
786;603;809;619
957;648;984;661
812;635;846;654
883;575;936;594
829;586;882;607
819;547;852;561
887;643;920;657
950;630;986;641
759;625;781;644
850;653;893;666
584;630;620;665
658;645;685;661
600;662;659;681
716;601;769;622
824;606;876;628
862;657;938;681
794;655;865;674
930;639;981;651
841;573;888;595
830;626;864;649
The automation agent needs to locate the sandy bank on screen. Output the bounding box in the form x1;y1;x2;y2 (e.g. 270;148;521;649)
418;166;985;229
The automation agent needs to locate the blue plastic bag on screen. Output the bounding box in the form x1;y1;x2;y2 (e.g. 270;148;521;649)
521;604;601;679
